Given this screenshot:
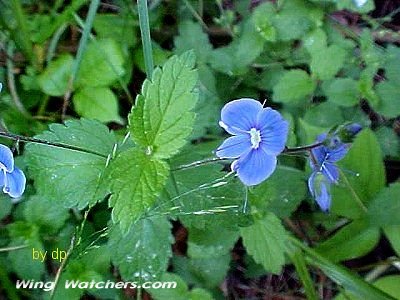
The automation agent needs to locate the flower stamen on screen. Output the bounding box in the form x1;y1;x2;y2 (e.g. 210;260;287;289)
249;128;261;149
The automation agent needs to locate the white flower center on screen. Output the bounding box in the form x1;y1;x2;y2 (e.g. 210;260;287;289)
249;128;261;149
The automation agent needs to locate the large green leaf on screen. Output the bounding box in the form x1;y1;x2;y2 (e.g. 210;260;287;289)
108;216;173;282
25;119;117;209
37;54;73;96
106;148;169;232
273;69;316;103
240;213;288;274
365;183;400;227
129;52;198;159
76;38;125;87
332;129;385;218
73;87;123;124
315;220;380;262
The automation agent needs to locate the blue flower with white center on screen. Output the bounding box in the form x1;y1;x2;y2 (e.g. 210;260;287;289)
308;134;349;211
216;98;289;186
0;144;26;198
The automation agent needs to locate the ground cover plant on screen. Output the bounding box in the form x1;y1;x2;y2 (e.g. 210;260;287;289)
1;0;400;299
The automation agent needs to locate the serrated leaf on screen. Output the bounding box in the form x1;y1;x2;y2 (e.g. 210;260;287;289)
273;69;316;103
108;216;173;282
37;54;73;96
25;119;117;209
174;21;212;63
375;80;400;118
76;38;125;87
365;183;400;227
73;87;123;124
129;52;198;159
240;213;287;274
316;220;379;262
106;148;169;232
332;129;385;218
323;78;359;107
311;45;346;80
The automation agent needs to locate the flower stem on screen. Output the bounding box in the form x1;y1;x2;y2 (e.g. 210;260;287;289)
137;0;154;79
172;157;228;171
283;142;324;154
0;131;108;158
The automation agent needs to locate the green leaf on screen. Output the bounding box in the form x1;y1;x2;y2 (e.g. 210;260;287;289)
0;196;12;220
250;166;307;218
336;0;375;13
108;216;173;281
7;222;45;280
73;87;123;124
37;54;73;96
315;220;380;262
188;226;239;259
129;52;198;159
106;148;169;232
76;38;125;87
375;80;400;118
174;21;212;63
273;69;316;103
310;45;346;80
335;275;400;300
383;225;400;256
240;213;287;274
23;195;70;234
332;129;385;218
25;119;117;209
323;78;359;107
172;254;231;289
148;273;213;300
303;102;344;129
375;126;400;158
93;13;137;46
290;237;395;300
365;183;400;227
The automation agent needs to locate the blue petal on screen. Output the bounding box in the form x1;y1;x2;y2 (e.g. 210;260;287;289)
232;148;277;186
0;144;14;172
326;144;348;162
321;162;339;183
257;108;289;155
0;170;5;188
308;172;331;212
4;167;26;198
315;181;331;212
216;135;252;158
220;98;262;135
310;146;327;170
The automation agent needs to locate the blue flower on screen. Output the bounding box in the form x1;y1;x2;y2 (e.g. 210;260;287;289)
216;98;289;186
0;144;26;198
308;134;348;211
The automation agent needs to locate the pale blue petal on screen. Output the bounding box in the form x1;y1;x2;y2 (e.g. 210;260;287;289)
310;146;327;171
216;135;252;158
0;144;14;172
321;162;339;183
220;98;262;134
315;181;331;212
326;144;348;162
0;170;5;188
232;148;277;186
257;108;289;155
4;167;26;198
308;172;316;197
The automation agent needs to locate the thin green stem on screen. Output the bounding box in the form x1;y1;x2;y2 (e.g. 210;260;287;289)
0;131;108;158
62;0;100;118
137;0;154;79
9;0;37;68
283;142;324;154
